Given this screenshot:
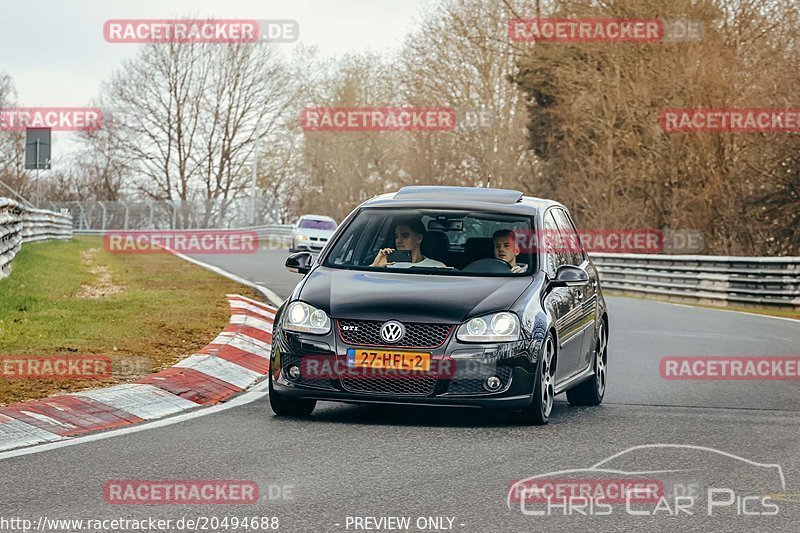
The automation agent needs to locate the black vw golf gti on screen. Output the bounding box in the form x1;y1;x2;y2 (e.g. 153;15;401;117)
270;186;609;424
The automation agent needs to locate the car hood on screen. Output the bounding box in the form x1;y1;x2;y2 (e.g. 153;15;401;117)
294;228;335;238
295;266;533;323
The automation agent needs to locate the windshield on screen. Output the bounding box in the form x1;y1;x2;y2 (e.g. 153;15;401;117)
299;218;336;230
323;208;535;275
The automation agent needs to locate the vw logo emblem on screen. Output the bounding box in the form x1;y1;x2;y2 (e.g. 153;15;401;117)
380;320;406;343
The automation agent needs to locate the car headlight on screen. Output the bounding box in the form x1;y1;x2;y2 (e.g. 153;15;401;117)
283;301;331;334
456;312;520;342
294;234;309;241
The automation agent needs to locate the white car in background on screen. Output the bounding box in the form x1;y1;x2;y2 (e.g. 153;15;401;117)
289;215;338;253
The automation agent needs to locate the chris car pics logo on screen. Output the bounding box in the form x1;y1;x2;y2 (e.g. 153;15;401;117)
508;444;789;517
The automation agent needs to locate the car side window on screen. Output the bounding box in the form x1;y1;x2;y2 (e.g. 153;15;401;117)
543;212;562;278
357;217;396;265
564;209;587;264
329;214;370;265
552;208;585;266
330;232;355;265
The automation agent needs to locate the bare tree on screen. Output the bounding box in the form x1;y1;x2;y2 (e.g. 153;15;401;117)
95;29;297;225
296;52;403;221
0;73;29;202
66;108;132;201
398;0;540;191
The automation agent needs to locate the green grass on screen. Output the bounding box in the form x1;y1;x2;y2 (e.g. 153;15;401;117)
0;236;261;405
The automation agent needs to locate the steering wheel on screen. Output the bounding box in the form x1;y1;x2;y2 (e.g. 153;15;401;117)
462;258;512;273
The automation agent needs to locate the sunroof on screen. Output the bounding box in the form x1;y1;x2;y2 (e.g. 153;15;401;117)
393;186;523;205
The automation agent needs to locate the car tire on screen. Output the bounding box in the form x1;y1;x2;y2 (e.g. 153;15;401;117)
269;373;316;416
566;320;607;406
518;332;556;426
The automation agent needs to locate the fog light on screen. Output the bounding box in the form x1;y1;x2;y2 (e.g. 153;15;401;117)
484;375;502;391
288;365;301;380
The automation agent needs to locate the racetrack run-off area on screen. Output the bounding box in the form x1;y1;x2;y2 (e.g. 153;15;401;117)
3;1;800;531
1;247;797;533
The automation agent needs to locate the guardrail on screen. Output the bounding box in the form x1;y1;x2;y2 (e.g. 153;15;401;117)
241;224;293;236
592;253;800;310
245;224;293;247
48;199;284;230
0;198;73;280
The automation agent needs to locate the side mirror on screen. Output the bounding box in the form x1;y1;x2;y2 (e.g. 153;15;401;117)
550;265;589;288
285;252;313;275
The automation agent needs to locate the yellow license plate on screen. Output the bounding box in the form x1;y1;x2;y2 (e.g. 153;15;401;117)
347;348;431;371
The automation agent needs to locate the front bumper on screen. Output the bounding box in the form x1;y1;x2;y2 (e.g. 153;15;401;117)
292;237;328;251
293;242;325;252
270;326;536;410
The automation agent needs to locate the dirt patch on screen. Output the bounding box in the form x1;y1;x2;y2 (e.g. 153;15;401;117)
76;248;125;298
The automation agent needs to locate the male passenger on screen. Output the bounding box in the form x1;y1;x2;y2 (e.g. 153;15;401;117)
493;229;527;273
371;219;448;269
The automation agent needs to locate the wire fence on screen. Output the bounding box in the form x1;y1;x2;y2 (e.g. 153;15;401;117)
46;198;285;230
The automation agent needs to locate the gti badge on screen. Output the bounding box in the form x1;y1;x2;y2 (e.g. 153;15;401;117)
380;320;406;343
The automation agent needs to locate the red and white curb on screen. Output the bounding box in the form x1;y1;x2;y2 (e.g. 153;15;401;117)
0;294;276;452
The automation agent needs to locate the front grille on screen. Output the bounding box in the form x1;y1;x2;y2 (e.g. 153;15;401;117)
446;365;513;395
340;375;437;395
337;320;453;348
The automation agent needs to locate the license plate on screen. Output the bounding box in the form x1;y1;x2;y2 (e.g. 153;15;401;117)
347;348;431;371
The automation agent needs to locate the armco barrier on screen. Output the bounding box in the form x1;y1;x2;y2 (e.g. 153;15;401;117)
591;253;800;310
0;198;73;280
242;224;293;248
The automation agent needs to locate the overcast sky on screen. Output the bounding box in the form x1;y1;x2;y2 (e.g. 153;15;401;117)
1;0;434;107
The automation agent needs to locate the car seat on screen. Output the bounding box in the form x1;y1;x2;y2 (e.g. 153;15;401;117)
463;237;494;268
421;231;450;265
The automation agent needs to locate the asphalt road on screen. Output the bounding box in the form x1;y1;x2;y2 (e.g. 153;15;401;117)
1;248;798;533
